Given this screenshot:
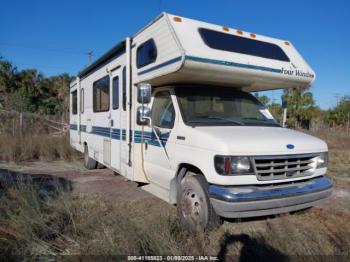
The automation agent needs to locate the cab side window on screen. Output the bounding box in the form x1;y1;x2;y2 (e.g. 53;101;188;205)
152;91;175;129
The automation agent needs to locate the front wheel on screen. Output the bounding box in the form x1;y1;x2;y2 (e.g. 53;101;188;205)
177;172;221;231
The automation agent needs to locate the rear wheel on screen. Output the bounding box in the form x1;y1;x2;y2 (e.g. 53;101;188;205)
177;172;221;231
96;163;106;169
84;144;97;170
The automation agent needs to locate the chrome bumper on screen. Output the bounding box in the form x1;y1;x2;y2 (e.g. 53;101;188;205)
208;176;332;218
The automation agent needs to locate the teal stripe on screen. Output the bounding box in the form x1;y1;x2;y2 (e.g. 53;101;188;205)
185;55;281;73
138;56;182;76
136;55;281;77
70;125;167;147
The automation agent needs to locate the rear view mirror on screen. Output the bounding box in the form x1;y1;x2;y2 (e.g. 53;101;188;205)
137;83;152;104
137;106;151;126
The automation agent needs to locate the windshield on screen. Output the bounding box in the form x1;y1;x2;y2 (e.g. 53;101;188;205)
175;86;279;127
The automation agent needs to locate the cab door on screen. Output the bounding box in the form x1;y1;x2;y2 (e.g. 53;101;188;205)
110;68;122;172
143;90;176;189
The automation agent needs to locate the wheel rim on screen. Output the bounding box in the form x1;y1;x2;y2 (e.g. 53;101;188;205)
181;188;205;227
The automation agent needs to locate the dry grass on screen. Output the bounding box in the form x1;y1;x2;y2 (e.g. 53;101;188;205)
0;134;81;162
0;129;349;260
0;177;349;260
308;129;350;177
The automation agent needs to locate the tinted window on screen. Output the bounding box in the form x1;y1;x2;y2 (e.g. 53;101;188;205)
152;91;175;129
112;76;119;110
136;39;157;68
199;28;290;62
80;88;84;113
93;75;110;112
122;67;126;111
72;90;77;115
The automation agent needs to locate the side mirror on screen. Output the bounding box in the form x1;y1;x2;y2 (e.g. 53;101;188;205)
137;106;151;126
137;83;152;104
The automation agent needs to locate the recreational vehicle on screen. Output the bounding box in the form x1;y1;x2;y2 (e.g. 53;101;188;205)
70;13;332;230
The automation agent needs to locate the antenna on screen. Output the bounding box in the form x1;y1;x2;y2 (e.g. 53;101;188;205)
85;51;93;66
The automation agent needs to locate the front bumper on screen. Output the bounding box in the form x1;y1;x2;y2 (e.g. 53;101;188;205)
208;176;332;218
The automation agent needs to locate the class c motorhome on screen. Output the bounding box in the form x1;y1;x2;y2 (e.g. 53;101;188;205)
70;13;332;230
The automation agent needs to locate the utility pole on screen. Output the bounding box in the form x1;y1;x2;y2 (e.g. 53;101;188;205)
334;93;341;106
282;96;287;127
85;51;93;66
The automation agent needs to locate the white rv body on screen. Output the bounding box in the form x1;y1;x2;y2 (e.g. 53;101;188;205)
70;13;331;221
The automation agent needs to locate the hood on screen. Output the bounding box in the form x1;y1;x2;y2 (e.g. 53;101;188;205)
182;126;327;155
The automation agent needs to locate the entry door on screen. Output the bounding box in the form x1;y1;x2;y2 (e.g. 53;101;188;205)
143;90;176;189
120;66;130;177
110;69;122;172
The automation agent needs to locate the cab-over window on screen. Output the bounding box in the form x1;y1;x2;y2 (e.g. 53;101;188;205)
136;39;157;68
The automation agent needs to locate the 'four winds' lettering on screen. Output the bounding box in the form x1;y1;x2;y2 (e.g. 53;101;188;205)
281;68;314;78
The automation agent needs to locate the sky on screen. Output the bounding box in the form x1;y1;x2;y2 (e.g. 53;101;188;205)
0;0;349;109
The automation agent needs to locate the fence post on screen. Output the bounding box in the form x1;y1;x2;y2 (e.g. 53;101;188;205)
19;112;23;136
12;118;15;136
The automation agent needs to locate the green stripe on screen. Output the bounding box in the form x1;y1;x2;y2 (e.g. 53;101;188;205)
185;55;281;73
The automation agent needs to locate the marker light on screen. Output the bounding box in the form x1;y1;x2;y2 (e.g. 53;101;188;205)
173;17;182;22
223;26;229;32
250;33;256;38
317;152;328;168
284;41;290;46
236;30;243;35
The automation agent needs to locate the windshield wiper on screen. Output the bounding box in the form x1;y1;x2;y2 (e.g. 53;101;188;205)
188;116;244;126
242;117;280;126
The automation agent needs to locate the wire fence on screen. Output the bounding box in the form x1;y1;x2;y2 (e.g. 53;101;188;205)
0;110;68;137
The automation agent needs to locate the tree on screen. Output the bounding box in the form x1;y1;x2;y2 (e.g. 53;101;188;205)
0;56;74;115
268;102;282;123
282;87;315;128
324;95;350;127
254;93;270;107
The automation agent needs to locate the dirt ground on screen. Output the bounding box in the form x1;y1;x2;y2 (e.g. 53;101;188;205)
0;160;153;202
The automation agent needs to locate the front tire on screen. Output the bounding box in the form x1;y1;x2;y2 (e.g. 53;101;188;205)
177;172;221;231
84;144;97;170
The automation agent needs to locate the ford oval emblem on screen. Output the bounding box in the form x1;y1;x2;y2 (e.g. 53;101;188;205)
286;144;295;149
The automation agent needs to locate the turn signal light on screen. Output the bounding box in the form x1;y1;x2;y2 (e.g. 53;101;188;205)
173;17;182;22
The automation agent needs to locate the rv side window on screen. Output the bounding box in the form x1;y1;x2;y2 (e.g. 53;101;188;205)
93;75;110;112
136;39;157;68
72;90;77;115
122;67;126;111
151;91;175;129
80;88;84;113
198;28;290;62
112;76;119;110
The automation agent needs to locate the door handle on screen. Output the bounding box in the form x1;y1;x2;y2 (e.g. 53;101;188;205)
110;119;114;127
145;141;148;150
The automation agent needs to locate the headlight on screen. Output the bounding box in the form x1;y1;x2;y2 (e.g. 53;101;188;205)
214;156;254;175
317;152;328;168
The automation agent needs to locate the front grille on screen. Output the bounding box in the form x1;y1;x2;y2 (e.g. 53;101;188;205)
253;154;318;181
